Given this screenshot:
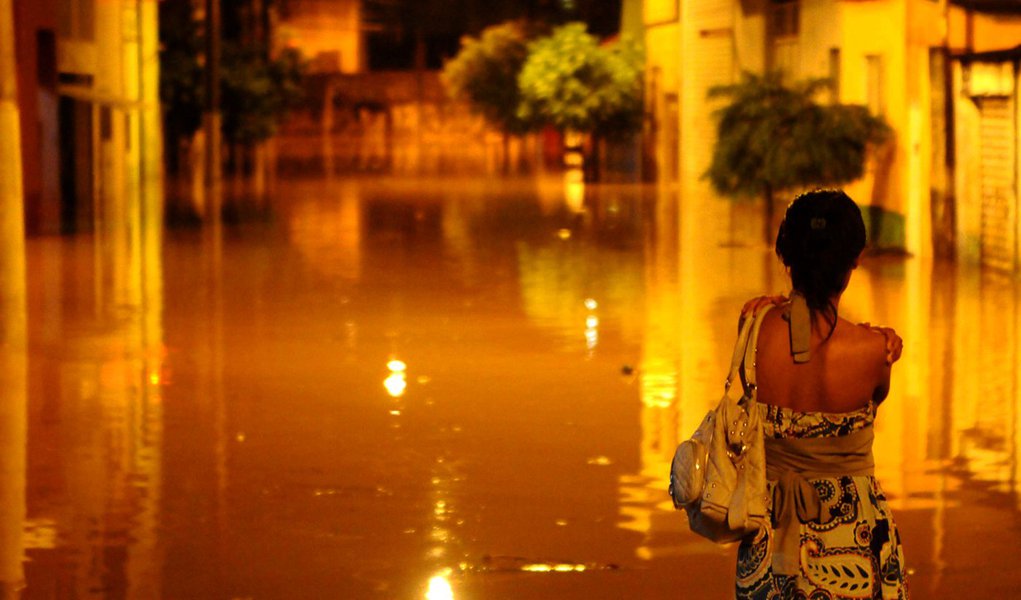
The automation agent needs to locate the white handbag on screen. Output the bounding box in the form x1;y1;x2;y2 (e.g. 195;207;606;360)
668;305;771;543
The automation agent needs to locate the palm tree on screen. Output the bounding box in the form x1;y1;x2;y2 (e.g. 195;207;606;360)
705;72;890;243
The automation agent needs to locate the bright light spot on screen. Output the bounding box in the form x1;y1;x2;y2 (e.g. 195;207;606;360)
557;228;572;240
417;375;432;384
236;432;246;442
425;572;454;600
585;315;599;328
385;373;407;397
555;519;568;526
565;179;584;213
430;526;450;542
522;564;552;572
522;563;586;573
584;298;598;310
149;372;160;385
434;500;447;516
586;456;612;466
389;410;401;416
388;359;407;372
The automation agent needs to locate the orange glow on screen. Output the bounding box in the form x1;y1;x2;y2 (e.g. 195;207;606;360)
425;571;454;600
384;373;407;397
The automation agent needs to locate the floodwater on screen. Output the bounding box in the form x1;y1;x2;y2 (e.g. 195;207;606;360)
6;174;1021;598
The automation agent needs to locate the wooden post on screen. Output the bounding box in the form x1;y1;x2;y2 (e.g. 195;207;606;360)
204;0;223;224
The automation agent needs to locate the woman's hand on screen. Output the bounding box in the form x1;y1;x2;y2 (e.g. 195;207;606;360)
740;295;788;322
860;323;903;365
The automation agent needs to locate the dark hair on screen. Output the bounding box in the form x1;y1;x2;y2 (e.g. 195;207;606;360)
775;189;866;334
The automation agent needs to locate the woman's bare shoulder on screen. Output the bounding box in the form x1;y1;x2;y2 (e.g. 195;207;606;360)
839;318;890;366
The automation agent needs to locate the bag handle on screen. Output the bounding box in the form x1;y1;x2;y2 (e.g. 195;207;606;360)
724;310;757;396
741;304;774;407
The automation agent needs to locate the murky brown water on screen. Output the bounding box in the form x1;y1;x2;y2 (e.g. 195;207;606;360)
6;174;1021;598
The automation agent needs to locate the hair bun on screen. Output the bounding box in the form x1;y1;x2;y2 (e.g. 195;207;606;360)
774;190;866;315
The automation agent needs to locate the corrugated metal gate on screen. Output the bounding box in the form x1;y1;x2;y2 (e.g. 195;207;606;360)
977;96;1017;271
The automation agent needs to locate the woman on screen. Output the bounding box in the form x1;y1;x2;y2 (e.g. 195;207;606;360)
735;190;909;599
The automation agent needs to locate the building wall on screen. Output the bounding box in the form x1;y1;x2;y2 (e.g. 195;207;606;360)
949;6;1021;53
12;0;162;277
13;0;60;234
679;0;738;190
671;0;947;255
643;0;680;181
948;9;1021;270
277;0;362;74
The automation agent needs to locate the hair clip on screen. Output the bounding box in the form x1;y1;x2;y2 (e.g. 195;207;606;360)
810;217;827;230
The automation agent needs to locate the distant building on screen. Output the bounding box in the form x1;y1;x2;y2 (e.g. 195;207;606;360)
636;0;1021;266
947;3;1021;270
276;0;364;74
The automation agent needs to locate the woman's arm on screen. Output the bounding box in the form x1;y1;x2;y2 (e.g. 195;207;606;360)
858;323;903;365
860;324;903;405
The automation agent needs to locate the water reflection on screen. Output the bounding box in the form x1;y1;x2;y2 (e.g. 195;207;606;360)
15;172;1021;597
0;239;27;597
24;202;163;596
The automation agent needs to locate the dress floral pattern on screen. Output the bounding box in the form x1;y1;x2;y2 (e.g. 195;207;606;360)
736;403;910;600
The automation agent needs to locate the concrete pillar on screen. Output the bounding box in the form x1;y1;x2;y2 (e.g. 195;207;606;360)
139;0;164;258
0;0;26;328
204;0;223;224
0;6;25;594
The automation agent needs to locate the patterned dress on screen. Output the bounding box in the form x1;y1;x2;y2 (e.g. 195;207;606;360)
735;402;910;600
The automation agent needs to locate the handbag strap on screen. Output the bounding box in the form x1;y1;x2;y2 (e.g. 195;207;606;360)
739;304;775;408
724;309;757;395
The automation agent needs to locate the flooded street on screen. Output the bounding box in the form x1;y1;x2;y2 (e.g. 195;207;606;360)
12;174;1021;598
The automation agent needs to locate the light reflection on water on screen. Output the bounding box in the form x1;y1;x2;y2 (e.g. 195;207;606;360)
9;175;1021;597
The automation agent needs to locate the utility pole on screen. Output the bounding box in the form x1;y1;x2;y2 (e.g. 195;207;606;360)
204;0;223;224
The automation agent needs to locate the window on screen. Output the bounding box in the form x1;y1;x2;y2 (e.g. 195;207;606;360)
865;54;883;115
829;48;841;101
769;0;799;39
58;0;94;41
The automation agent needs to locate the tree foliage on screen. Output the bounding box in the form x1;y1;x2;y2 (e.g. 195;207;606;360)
159;6;307;147
159;1;204;140
517;22;642;138
221;44;306;144
705;72;890;200
441;21;534;134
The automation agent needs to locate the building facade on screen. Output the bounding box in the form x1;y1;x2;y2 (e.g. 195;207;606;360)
276;0;363;74
639;0;1021;266
948;4;1021;271
12;0;162;238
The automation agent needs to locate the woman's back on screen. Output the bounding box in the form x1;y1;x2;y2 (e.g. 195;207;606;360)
753;306;890;414
735;302;909;599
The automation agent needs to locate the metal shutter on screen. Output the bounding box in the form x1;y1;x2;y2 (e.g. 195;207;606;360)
977;96;1017;272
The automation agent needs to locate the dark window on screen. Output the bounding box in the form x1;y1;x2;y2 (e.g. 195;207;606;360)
37;30;58;90
769;0;799;39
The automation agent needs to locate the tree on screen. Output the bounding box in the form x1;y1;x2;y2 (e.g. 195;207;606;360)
441;21;534;135
221;43;306;145
705;72;891;242
517;22;642;139
159;0;205;172
159;1;306;220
